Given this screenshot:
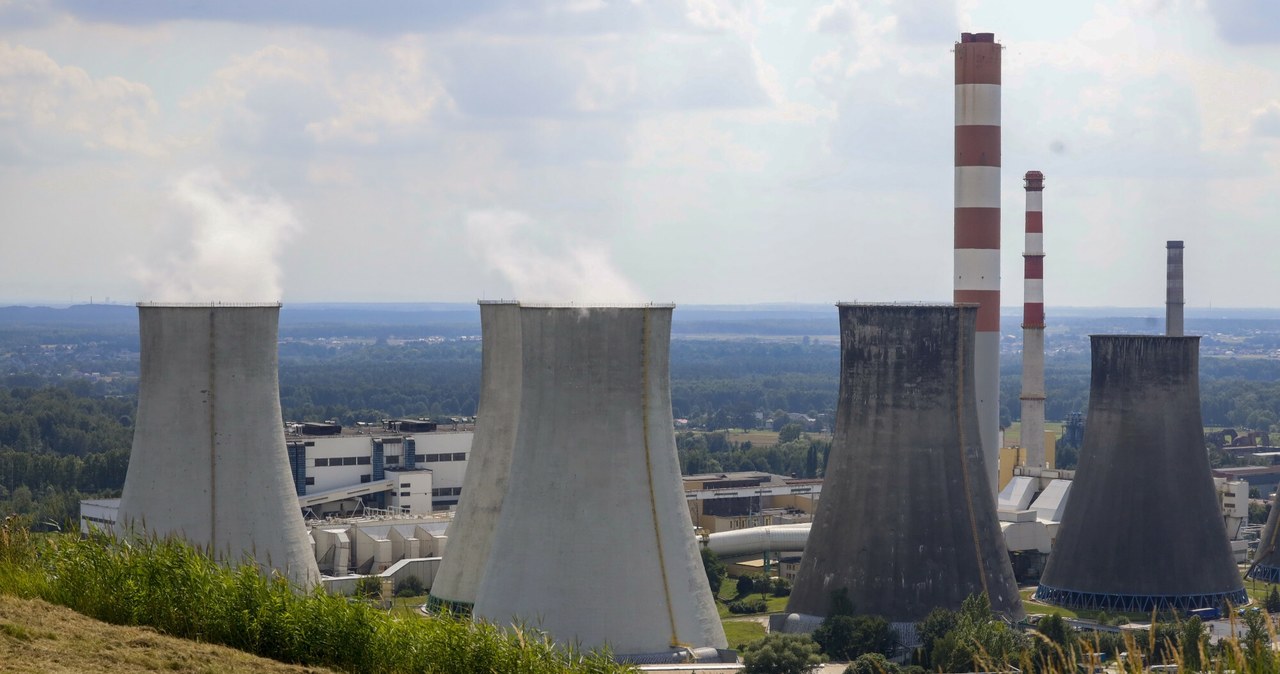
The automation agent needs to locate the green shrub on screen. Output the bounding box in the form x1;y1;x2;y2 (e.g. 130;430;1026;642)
737;574;756;596
729;597;768;614
743;633;825;674
393;575;424;598
844;652;900;674
814;614;894;661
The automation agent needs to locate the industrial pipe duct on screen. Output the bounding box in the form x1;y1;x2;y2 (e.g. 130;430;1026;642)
428;300;521;613
785;304;1023;624
473;305;727;663
1035;336;1244;612
117;304;319;588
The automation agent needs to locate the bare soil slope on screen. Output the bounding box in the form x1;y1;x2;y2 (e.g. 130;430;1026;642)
0;595;335;674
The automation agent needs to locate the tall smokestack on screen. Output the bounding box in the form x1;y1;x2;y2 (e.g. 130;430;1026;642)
1021;171;1046;468
117;304;319;588
428;300;521;613
473;305;727;663
1035;336;1245;612
784;304;1023;626
955;32;1001;492
1167;241;1184;337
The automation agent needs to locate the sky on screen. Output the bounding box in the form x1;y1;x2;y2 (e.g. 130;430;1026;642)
1;0;1279;307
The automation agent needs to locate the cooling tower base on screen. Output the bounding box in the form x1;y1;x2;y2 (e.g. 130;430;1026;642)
1034;584;1248;612
423;595;472;616
1247;565;1280;584
617;647;733;665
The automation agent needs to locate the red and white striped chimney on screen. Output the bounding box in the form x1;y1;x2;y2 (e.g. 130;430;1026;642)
955;32;1001;491
1021;171;1046;469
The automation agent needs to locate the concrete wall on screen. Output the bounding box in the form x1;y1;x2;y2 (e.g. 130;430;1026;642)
1039;336;1244;608
430;302;521;609
473;306;727;659
117;305;319;588
786;304;1022;623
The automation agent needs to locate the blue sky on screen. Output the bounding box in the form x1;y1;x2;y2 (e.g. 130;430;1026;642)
1;0;1278;307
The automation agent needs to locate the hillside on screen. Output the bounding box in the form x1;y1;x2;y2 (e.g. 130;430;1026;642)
0;595;334;674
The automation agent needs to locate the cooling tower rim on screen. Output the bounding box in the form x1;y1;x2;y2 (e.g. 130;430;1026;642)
835;301;979;309
1088;333;1199;340
515;302;676;309
136;302;282;308
476;299;520;305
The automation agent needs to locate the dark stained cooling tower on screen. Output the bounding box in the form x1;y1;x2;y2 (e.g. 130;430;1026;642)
1036;336;1245;611
785;304;1023;623
428;300;521;612
472;305;726;663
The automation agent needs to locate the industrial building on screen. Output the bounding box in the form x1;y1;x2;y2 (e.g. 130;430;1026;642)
785;304;1023;629
1035;336;1247;612
115;304;320;589
472;305;729;664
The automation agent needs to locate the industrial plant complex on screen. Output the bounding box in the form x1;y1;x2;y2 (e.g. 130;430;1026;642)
71;29;1276;668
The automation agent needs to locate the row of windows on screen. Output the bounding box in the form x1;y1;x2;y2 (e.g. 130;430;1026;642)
432;487;462;497
312;453;463;467
400;491;411;497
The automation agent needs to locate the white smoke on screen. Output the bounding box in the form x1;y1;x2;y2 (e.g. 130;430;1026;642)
135;169;301;303
465;209;642;304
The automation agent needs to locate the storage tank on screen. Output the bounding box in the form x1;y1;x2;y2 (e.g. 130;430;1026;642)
473;305;727;663
117;304;319;588
1036;336;1245;611
785;304;1023;625
428;300;521;612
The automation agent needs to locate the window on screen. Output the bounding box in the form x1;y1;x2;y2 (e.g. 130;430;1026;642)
431;488;440;497
452;452;466;461
305;477;315;486
360;474;371;484
357;456;371;465
386;455;400;465
400;491;410;497
343;457;357;466
438;454;452;462
314;458;328;467
400;482;411;488
423;454;439;462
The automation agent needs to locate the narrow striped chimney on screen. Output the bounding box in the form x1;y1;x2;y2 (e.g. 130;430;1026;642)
1021;171;1046;468
1167;241;1184;337
955;32;1001;491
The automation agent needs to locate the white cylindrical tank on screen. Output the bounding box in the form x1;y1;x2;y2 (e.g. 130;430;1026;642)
473;305;727;662
429;300;522;611
117;304;319;589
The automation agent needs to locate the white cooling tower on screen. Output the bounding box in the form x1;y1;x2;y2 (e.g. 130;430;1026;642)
472;305;727;663
428;300;522;612
117;304;319;589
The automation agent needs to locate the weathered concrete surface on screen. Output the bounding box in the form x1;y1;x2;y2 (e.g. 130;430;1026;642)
117;305;319;589
786;304;1023;623
473;306;726;659
1039;336;1242;605
429;301;521;609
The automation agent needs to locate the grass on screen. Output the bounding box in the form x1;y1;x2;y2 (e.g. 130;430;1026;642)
0;516;632;674
721;619;767;650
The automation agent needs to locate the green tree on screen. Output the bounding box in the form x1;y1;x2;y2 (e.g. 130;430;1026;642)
701;548;726;596
394;575;424;597
844;653;901;674
914;606;957;669
1243;608;1271;658
814;614;895;661
1267;586;1280;614
925;594;1027;673
742;633;826;674
354;575;382;599
779;423;804;443
1179;616;1207;672
737;574;755;597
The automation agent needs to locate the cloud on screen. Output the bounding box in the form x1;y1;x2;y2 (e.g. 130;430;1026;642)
1207;0;1280;44
1251;102;1280;137
0;41;162;160
464;208;642;303
134;169;301;303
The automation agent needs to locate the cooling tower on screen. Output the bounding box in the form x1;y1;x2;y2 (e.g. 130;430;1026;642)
428;300;521;612
472;305;727;663
785;304;1023;624
1035;336;1244;611
117;304;319;589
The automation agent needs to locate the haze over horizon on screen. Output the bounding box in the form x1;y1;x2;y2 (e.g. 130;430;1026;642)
3;1;1279;307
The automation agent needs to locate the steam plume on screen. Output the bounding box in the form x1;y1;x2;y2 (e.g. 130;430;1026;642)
135;169;300;303
465;209;642;303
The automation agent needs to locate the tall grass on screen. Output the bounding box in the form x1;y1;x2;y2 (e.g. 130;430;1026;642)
0;516;630;673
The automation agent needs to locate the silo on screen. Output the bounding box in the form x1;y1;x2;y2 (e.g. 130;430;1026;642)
472;305;727;663
785;304;1023;624
428;300;521;612
1036;336;1245;611
117;304;319;588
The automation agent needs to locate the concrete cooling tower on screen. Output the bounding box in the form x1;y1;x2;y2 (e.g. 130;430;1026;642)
472;305;728;664
117;304;319;588
1036;336;1245;611
785;304;1023;625
428;300;521;612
